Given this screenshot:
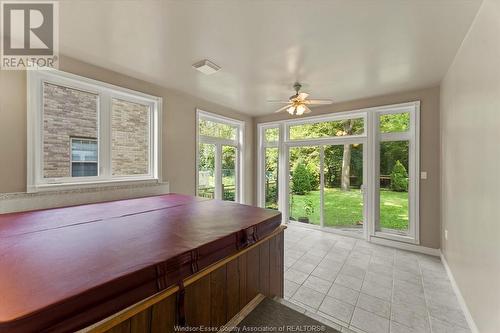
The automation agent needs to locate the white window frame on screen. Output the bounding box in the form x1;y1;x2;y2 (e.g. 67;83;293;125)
196;109;244;203
27;69;162;192
371;104;420;244
257;101;420;244
257;123;284;211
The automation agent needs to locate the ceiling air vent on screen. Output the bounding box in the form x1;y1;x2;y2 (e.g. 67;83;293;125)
192;59;221;75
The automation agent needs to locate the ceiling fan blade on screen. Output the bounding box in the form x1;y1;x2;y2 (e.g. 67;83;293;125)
297;92;309;100
305;99;333;105
274;104;292;113
267;100;291;104
303;105;312;114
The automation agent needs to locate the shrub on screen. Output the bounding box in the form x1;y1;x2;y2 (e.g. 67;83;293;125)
223;190;235;201
265;182;278;205
391;160;408;192
304;198;314;217
306;163;320;190
291;161;312;195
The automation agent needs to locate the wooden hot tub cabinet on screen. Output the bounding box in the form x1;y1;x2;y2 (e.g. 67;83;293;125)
81;226;285;333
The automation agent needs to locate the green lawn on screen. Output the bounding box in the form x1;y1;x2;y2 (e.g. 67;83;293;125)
290;188;408;230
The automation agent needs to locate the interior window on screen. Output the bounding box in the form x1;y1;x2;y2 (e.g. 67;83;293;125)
43;83;98;179
70;138;98;177
111;98;150;176
29;70;161;190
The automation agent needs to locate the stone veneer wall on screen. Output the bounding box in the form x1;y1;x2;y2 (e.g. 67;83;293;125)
111;98;149;175
43;83;98;178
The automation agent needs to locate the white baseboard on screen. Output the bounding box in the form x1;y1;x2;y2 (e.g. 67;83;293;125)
370;236;441;257
440;251;479;333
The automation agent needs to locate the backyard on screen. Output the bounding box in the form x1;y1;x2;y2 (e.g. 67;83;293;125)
289;187;408;230
264;115;411;232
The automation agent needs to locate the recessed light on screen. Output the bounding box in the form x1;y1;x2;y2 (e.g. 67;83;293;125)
192;59;221;75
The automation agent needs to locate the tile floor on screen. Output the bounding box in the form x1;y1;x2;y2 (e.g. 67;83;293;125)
282;224;471;333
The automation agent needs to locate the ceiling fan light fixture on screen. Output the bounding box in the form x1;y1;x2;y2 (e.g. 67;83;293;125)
296;104;306;115
269;82;333;116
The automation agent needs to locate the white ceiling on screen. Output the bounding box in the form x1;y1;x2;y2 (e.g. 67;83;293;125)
59;0;482;116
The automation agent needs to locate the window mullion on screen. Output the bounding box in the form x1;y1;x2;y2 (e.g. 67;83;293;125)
215;144;222;200
99;93;112;180
320;146;325;228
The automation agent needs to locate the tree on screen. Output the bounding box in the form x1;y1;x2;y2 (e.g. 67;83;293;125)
324;145;343;187
390;160;408;192
291;161;312;195
341;120;353;191
379;113;410;133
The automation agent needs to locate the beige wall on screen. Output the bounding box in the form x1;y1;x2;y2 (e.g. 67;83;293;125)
440;0;500;332
254;86;441;249
0;56;255;204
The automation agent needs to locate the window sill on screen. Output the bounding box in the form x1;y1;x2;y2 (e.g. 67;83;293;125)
2;180;169;214
28;178;160;193
372;231;418;245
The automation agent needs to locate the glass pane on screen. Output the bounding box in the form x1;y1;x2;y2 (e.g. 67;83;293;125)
111;99;150;176
222;146;237;201
71;162;98;177
264;127;279;142
199;118;237;140
379;141;409;233
42;83;98;178
264;147;279;209
71;139;97;162
289;146;320;225
379;112;410;133
323;144;364;233
198;143;216;199
289;118;364;140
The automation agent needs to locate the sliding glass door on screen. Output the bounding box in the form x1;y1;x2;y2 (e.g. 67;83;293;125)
323;143;364;234
287;143;366;236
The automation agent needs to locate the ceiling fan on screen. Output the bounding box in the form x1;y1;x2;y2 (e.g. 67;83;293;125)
268;82;333;115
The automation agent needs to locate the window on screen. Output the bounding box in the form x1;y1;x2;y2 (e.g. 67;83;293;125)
28;69;162;191
196;110;244;203
289;117;364;140
111;98;150;176
379;112;410;133
264;127;279;142
70;138;98;177
375;107;418;242
199;118;237;140
379;140;409;232
258;125;281;210
264;147;279;209
42;83;99;179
